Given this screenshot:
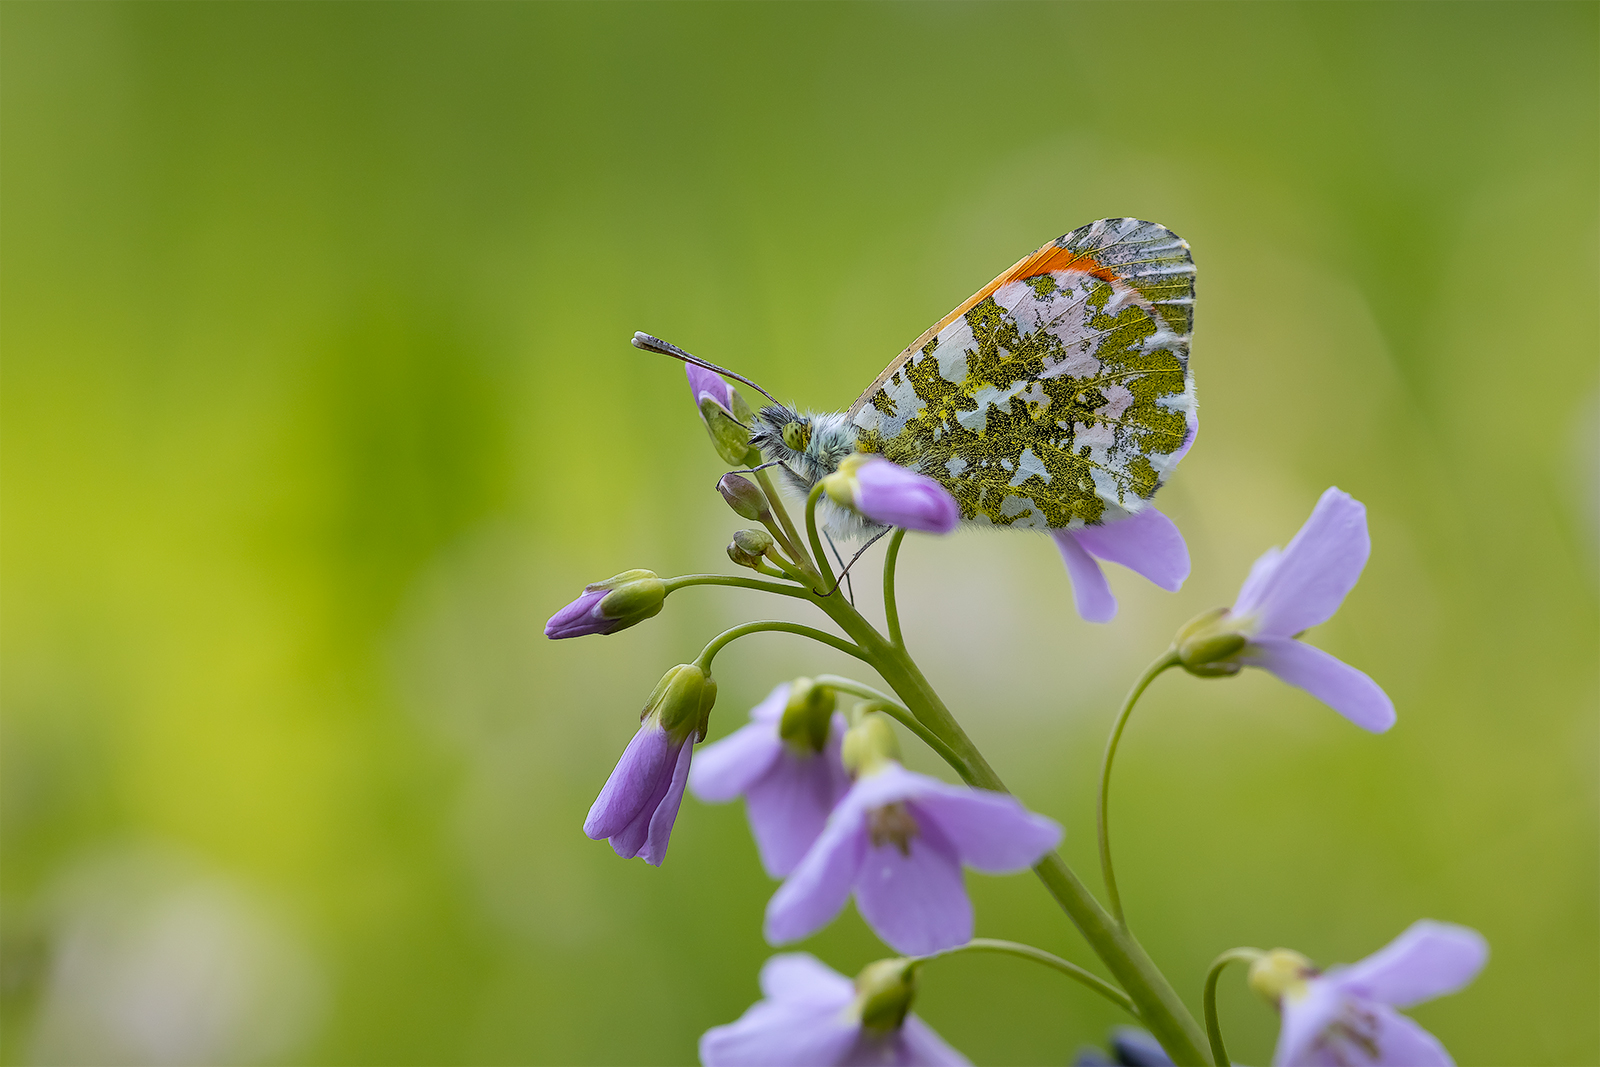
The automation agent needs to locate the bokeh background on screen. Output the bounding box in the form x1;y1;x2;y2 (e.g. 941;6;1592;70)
3;4;1596;1065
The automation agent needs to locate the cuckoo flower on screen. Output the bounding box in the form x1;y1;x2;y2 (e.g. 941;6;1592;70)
583;663;715;866
765;729;1062;955
823;454;960;534
1251;921;1488;1067
545;569;667;639
690;682;851;878
700;953;969;1067
1176;486;1395;732
1052;507;1191;623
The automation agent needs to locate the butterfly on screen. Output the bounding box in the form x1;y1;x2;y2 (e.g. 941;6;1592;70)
642;218;1197;538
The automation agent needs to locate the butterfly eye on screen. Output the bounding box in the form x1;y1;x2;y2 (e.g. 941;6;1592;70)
781;420;811;452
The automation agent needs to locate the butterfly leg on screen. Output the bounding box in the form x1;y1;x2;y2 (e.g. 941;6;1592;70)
823;530;854;605
820;527;891;601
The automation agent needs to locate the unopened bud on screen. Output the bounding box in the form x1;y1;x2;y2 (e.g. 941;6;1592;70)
718;473;770;521
779;678;836;753
546;569;667;639
842;711;901;776
853;957;916;1031
643;663;718;743
1175;607;1248;677
728;528;776;570
1248;948;1315;1006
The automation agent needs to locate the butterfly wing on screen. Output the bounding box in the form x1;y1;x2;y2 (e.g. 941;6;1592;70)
848;218;1196;530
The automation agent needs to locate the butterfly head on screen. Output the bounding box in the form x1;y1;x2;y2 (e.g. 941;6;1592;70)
752;405;860;492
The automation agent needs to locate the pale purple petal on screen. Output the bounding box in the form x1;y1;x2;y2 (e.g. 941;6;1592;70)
545;588;615;639
896;1015;973;1066
584;724;675;839
1233;546;1283;617
765;805;867;945
1234;488;1370;638
746;745;851;878
759;952;855;1004
910;787;1062;873
605;737;682;860
1364;1004;1454;1066
1241;638;1396;733
687;363;736;412
1053;530;1118;623
1330;921;1488;1010
852;817;972;955
748;683;791;723
853;460;960;534
1276;988;1454;1067
635;736;694;866
690;720;784;803
700;999;859;1067
1071;507;1190;592
1274;981;1347;1067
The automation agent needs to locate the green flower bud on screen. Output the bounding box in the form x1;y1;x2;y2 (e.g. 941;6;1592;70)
1248;948;1315;1006
778;677;836;753
853;957;917;1031
546;569;666;639
728;528;776;570
644;663;718;743
842;711;901;776
1175;607;1248;677
718;473;770;521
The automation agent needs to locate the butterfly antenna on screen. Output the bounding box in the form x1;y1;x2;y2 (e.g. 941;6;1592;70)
820;527;891;599
631;332;781;405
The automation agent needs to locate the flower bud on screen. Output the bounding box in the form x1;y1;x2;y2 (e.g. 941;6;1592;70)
727;528;776;570
821;453;960;534
842;711;901;776
852;957;917;1031
688;365;758;466
778;677;836;754
545;569;667;639
1174;607;1247;677
717;473;770;521
1248;948;1315;1006
644;663;718;743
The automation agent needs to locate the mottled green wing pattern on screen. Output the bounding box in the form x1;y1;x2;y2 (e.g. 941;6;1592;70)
848;218;1197;530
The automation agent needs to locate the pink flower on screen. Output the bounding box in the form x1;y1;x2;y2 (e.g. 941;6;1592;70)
689;683;851;878
583;664;715;866
823;456;960;534
1178;487;1395;732
1052;507;1191;623
764;762;1061;955
1264;921;1487;1066
700;953;969;1067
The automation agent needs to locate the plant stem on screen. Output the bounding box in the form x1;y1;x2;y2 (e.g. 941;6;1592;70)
1203;948;1264;1067
913;938;1136;1015
665;573;810;599
1098;651;1180;926
807;592;1211;1065
882;528;907;648
805;483;838;594
694;620;868;673
753;467;815;577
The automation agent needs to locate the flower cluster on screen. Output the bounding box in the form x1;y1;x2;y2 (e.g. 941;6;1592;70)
545;360;1487;1066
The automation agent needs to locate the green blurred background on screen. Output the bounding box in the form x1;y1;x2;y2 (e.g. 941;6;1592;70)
2;3;1596;1064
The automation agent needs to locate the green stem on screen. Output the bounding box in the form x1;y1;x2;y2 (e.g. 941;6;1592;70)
913;938;1136;1016
1203;949;1264;1067
665;573;810;599
807;594;1211;1065
694;620;868;673
857;700;964;772
1098;651;1181;926
754;468;815;577
882;528;908;648
804;483;838;594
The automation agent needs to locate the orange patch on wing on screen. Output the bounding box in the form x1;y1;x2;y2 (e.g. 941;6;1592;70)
929;241;1117;334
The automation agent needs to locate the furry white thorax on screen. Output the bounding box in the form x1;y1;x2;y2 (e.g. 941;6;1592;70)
749;405;879;540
